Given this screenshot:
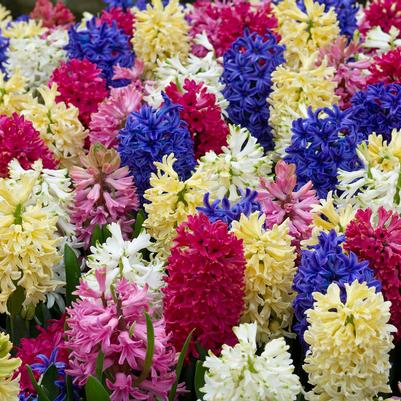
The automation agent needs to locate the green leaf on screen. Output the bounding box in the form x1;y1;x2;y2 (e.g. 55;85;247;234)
194;360;206;401
91;225;103;248
26;365;50;401
85;376;111;401
7;285;25;316
195;341;208;361
64;244;81;306
168;329;194;401
96;350;105;381
133;210;145;238
297;393;306;401
134;312;154;386
65;375;74;401
40;364;59;400
102;225;111;242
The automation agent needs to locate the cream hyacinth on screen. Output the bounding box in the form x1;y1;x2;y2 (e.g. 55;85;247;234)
202;322;301;401
231;213;297;342
0;333;20;401
304;281;395;401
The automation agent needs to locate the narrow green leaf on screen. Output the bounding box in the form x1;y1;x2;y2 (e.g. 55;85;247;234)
66;375;74;401
26;365;51;401
194;360;206;400
102;225;111;242
96;350;105;381
133;210;145;238
134;312;154;386
168;329;194;401
195;341;208;361
40;364;59;400
85;376;111;401
91;225;103;248
7;285;25;316
64;244;81;306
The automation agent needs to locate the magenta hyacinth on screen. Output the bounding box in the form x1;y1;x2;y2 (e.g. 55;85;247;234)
66;269;179;401
70;143;139;247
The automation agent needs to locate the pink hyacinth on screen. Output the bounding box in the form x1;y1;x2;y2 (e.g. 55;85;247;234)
99;6;134;38
30;0;75;28
66;270;178;401
49;59;108;128
318;37;370;109
258;161;318;245
165;79;228;158
70;143;139;247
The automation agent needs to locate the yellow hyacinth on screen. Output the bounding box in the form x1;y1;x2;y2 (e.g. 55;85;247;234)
22;84;87;168
0;71;31;116
269;53;337;158
0;175;62;315
304;281;395;401
231;213;297;342
143;154;208;260
0;333;20;401
3;20;45;39
133;0;190;77
0;5;11;30
273;0;339;67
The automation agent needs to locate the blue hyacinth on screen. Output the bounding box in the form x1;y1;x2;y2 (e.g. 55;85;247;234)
0;31;9;74
297;0;358;38
119;94;196;202
65;19;134;87
103;0;168;9
292;230;381;347
222;30;285;152
285;105;361;199
197;189;262;226
346;83;401;144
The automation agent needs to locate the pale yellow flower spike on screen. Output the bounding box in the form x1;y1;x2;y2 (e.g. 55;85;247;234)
0;71;31;116
133;0;190;77
143;153;208;261
231;213;297;343
3;20;45;39
273;0;339;67
0;333;21;401
0;5;11;30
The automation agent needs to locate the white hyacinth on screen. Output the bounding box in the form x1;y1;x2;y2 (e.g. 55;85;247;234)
144;33;227;110
85;222;165;294
202;322;301;401
197;125;271;201
363;26;401;53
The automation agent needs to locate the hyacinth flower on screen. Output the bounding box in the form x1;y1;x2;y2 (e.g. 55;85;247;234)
285;105;361;199
0;30;8;74
65;18;134;87
163;213;246;358
132;0;189;77
0;113;58;178
49;59;108;128
99;6;134;38
304;281;395;401
165;78;229;158
360;0;401;35
29;0;75;28
119;94;195;202
368;47;401;85
188;0;278;58
66;270;178;401
346;83;401;143
258;160;319;247
70;143;139;247
198;189;261;227
222;29;285;152
292;229;380;346
318;37;369;109
0;333;21;401
202;323;301;401
297;0;358;38
0;174;62;316
17;317;68;397
231;213;297;342
345;207;401;342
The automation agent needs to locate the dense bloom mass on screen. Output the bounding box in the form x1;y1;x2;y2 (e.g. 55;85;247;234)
293;229;380;344
231;213;297;342
29;0;75;28
222;30;285;151
119;95;195;201
49;59;108;127
99;6;134;37
345;207;401;342
202;323;301;401
165;79;228;158
163;213;246;357
304;281;395;401
66;271;178;401
0;333;21;401
70;144;139;247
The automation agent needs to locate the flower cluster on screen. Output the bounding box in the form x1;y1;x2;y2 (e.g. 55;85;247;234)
0;333;21;401
222;30;285;151
99;6;134;37
29;0;75;28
